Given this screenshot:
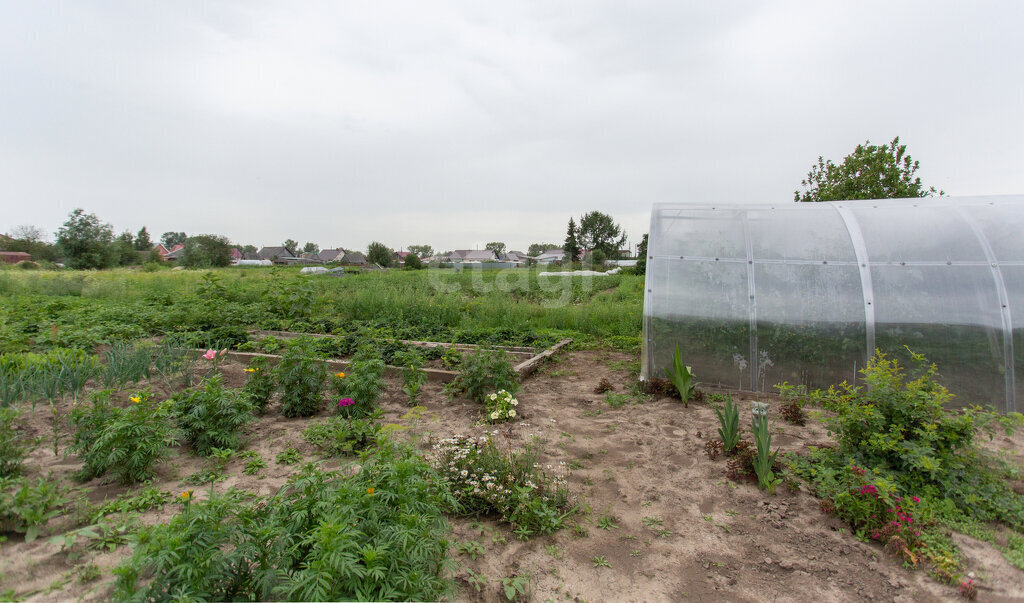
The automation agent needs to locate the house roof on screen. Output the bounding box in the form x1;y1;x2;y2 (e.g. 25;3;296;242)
536;248;564;260
341;251;368;264
318;248;344;262
394;251;411;259
257;247;296;260
450;249;498;261
242;251;260;260
503;251;528;262
152;244;169;255
230;248;242;259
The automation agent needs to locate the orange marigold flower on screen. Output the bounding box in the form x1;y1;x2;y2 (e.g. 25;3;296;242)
367;487;375;495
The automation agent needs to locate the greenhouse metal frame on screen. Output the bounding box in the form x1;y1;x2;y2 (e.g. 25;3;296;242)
641;196;1024;412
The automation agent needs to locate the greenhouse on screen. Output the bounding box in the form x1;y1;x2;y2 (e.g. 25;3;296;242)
641;196;1024;413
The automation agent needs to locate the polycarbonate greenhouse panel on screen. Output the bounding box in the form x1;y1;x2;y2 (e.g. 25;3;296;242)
642;196;1024;412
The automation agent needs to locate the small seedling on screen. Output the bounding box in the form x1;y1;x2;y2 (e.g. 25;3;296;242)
455;540;485;560
597;515;619;530
591;556;611;568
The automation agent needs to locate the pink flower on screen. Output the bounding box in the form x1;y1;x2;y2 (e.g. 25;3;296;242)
859;485;877;495
912;496;920;503
338;398;355;407
204;349;217;360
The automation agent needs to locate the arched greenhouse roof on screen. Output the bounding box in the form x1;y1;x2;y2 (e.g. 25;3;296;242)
641;195;1024;412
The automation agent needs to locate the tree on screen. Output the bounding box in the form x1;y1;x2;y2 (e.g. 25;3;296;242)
577;211;626;258
407;244;433;259
1;226;59;262
485;242;506;256
527;243;558;258
114;230;139;266
282;239;299;253
404;254;424;270
134;227;152;251
302;242;319;255
635;233;648;275
56;209;116;269
563;219;581;264
161;231;187;248
366;242;393;267
182;235;233;268
795;136;943;202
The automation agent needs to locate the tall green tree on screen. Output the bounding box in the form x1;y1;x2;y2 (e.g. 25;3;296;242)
485;242;506;256
282;239;299;253
563;218;581;263
302;242;319;254
56;209;116;269
527;243;558;258
160;231;187;248
407;244;433;259
576;211;626;257
1;226;59;262
114;231;140;266
134;227;152;251
636;233;648;275
182;235;233;268
795;136;943;202
366;241;393;267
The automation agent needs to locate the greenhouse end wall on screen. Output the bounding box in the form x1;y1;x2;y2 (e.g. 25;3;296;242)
641;196;1024;413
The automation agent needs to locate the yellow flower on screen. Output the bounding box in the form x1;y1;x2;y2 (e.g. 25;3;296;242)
335;372;346;379
244;368;256;373
367;487;375;495
129;396;141;403
180;491;191;501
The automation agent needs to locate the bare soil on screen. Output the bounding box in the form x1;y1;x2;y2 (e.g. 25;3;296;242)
2;350;1023;602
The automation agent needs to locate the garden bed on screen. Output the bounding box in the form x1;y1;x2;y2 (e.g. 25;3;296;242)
2;350;1023;600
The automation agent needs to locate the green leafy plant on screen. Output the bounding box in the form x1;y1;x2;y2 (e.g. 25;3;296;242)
398;349;428;405
302;412;383;456
0;476;68;541
0;407;34;478
665;345;697;405
70;389;177;484
501;575;530;600
713;394;740;453
455;539;485;560
275;337;328;418
243;455;267;476
113;441;455;601
445;348;519;403
241;356;276;413
276;447;302;465
751;413;781;494
171;374;254;456
591;555;611;568
91;486;171;521
441;347;462;370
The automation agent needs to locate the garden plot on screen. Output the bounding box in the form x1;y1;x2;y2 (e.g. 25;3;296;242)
2;347;1023;601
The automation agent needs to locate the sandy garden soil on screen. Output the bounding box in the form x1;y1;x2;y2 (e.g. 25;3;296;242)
2;350;1023;602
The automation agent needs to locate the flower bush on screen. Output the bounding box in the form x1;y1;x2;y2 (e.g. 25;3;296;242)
241;356;275;414
333;347;385;419
485;389;519;424
302;411;383;456
431;434;573;538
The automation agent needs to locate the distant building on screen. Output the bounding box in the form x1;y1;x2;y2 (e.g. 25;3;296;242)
502;250;529;264
534;248;565;264
230;248;243;261
393;251;412;263
257;247;297;264
163;244;185;261
152;244;169;258
317;248;345;263
0;251;32;264
443;250;500;263
341;251;369;265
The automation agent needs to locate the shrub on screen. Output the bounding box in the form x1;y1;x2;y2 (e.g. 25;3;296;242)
71;389;177;484
665;345;697;406
485;389;520;424
69;390;118;480
0;476;68;541
0;407;34;478
276;337;328;418
334;347;386;419
302;411;383;456
444;349;519;403
241;356;275;413
432;434;573;538
172;374;254;456
114;441;455;601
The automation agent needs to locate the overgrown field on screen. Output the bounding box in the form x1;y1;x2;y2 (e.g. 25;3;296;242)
0;267;644;355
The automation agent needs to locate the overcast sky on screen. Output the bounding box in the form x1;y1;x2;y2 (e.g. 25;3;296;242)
2;1;1022;253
